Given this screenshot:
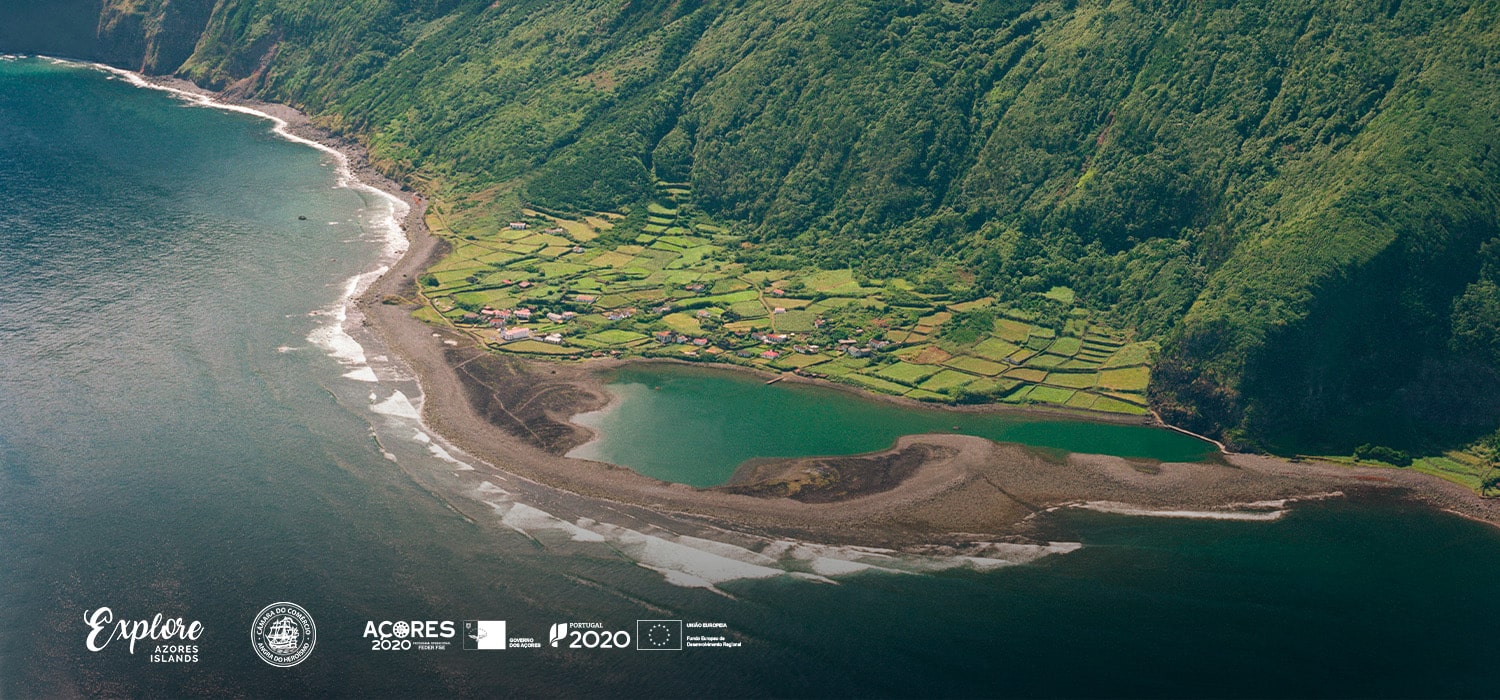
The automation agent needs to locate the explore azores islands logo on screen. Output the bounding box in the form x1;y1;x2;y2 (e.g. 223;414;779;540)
250;602;316;667
83;607;203;663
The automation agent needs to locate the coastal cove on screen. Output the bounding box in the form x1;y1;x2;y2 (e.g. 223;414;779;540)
5;55;1500;698
570;363;1214;487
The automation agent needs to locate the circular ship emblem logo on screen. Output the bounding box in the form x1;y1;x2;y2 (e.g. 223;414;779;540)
250;602;316;667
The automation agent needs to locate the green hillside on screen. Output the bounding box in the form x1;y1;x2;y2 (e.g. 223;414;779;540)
6;0;1500;454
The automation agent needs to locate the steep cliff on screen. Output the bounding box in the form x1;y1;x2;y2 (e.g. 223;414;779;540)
5;0;1498;452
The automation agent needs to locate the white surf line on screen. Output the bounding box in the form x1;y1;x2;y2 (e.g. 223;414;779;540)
80;62;453;478
1064;491;1346;522
472;474;1081;591
78;59;410;384
1072;502;1287;521
83;60;410;252
79;58;497;485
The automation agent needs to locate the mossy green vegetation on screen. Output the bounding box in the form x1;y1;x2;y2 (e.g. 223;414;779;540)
50;0;1500;466
405;175;1152;416
416;188;1156;415
1317;432;1500;497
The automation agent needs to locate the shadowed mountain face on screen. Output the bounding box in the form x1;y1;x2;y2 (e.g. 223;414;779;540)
5;0;1498;451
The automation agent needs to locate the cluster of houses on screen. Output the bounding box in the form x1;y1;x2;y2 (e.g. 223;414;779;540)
834;337;890;357
474;305;576;345
499;327;564;344
474;306;534;323
654;331;711;347
736;330;887;360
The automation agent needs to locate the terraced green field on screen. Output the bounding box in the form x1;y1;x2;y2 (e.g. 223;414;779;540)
413;184;1157;416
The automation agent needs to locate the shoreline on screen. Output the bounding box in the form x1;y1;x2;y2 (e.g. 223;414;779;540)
80;58;1500;546
561;355;1178;468
583;354;1168;425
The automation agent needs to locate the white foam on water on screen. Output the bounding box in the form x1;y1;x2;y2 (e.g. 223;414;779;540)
953;557;1011;571
343;367;379;382
370;391;421;420
483;488;1077;589
304;265;389;376
1072;501;1287;521
670;534;782;568
426;441;474;470
640;566;720;591
458;468;1085;590
602;526;785;586
475;481;513;497
809;557;889;576
493;503;606;543
396;427;478;470
789;572;839;584
977;540;1084;559
80;60;410;398
85;61;411;258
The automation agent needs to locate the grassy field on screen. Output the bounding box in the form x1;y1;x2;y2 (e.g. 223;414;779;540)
1320;448;1500;497
412;186;1161;416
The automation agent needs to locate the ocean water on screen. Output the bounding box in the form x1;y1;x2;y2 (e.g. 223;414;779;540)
2;57;1499;698
572;364;1212;487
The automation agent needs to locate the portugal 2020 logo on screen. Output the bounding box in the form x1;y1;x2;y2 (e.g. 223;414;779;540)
251;602;316;667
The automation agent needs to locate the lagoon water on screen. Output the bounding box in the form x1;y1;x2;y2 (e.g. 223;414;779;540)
2;57;1499;697
574;365;1212;486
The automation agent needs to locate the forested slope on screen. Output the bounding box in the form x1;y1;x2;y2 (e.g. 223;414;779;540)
4;0;1499;452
